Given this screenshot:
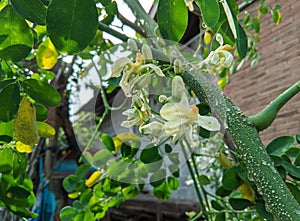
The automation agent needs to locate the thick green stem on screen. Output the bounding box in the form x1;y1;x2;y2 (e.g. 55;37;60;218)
248;81;300;131
182;71;300;221
123;0;157;38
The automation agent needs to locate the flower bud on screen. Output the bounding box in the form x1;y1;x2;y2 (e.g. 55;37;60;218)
142;44;152;60
128;38;138;52
174;59;183;73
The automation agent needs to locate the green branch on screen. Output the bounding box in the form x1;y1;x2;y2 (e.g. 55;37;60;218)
182;71;300;221
98;22;129;42
248;81;300;131
123;0;157;38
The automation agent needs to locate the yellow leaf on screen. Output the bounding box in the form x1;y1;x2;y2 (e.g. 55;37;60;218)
85;171;102;187
36;37;58;70
116;133;140;142
241;182;255;202
112;137;122;152
37;121;56;138
16;141;34;153
218;152;235;169
276;11;282;25
68;191;80;199
204;31;212;45
14;97;38;146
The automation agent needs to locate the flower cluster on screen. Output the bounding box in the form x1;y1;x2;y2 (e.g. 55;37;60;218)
111;41;221;144
199;33;233;75
140;76;220;142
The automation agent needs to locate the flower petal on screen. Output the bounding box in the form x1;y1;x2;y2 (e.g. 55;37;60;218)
140;64;164;77
111;57;132;77
172;76;185;101
197;116;221;131
140;121;164;136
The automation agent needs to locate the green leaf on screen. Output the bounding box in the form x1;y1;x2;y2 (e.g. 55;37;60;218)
295;152;300;166
216;186;231;197
236;22;247;59
222;166;241;191
0;83;20;122
157;0;188;42
60;206;78;221
101;1;118;25
92;149;112;168
23;79;61;107
11;0;47;25
76;164;91;178
34;103;48;121
167;176;179;190
107;160;128;178
120;143;132;158
150;169;166;187
252;18;260;33
236;163;251;184
255;199;274;220
266;136;295;155
63;175;78;193
101;133;115;152
211;200;224;211
167;152;179;164
164;144;172;153
140;146;159;164
46;0;98;54
195;0;220;28
272;9;279;24
229;198;251;210
122;184;139;200
286;182;300;204
280;161;300;179
73;200;85;211
198;175;210;185
259;6;268;14
0;121;13;142
0;148;14;174
153;181;171;200
8;185;31;199
8;206;38;219
0;6;33;61
79;189;93;204
215;212;225;221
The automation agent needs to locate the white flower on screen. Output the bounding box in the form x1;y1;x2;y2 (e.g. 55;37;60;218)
202;33;234;75
160;76;220;141
111;46;164;97
140;122;164;136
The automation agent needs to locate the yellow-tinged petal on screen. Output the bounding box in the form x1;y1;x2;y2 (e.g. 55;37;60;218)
16;141;34;153
111;57;133;77
36;37;58;70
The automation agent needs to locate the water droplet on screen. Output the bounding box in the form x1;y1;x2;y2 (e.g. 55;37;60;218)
295;210;300;215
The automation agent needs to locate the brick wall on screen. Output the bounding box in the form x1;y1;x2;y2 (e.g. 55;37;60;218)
224;0;300;145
